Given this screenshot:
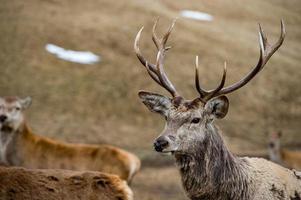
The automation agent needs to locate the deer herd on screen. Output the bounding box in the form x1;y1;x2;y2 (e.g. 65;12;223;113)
0;18;300;200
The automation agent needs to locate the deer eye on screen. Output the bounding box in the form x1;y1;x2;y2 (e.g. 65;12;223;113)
15;107;21;111
191;117;200;124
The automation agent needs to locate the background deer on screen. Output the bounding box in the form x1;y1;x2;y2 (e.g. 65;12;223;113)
0;96;140;183
0;166;133;200
135;19;301;199
268;131;301;170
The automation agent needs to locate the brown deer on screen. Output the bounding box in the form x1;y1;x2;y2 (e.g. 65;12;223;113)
135;19;301;200
268;131;301;170
0;166;133;200
0;96;140;183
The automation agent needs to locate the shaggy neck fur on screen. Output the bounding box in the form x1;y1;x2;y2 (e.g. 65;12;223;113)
174;124;251;200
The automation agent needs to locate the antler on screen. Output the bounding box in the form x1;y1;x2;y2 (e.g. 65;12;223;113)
195;20;285;102
134;18;180;97
195;56;227;102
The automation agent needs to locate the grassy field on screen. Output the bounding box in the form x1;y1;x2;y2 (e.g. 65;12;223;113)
0;0;300;199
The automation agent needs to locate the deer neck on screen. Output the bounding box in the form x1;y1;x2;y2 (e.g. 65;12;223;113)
0;122;32;165
174;124;251;200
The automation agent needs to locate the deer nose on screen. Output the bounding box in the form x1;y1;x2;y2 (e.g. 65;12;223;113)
154;136;169;152
0;115;7;123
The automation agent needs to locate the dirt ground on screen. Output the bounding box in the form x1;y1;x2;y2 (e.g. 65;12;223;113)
0;0;300;199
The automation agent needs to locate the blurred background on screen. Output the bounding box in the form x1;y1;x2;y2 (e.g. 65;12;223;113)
1;0;300;199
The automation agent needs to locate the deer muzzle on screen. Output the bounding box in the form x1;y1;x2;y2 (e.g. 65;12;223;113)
0;115;7;123
154;136;170;152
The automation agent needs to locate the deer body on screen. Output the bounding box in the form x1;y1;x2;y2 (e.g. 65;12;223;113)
279;149;301;170
0;166;133;200
135;19;301;199
0;97;140;182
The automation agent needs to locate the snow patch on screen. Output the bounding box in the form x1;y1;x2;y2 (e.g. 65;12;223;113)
180;10;213;21
45;44;100;65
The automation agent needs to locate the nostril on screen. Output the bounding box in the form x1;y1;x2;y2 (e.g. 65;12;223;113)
0;115;7;122
153;141;162;152
159;140;169;148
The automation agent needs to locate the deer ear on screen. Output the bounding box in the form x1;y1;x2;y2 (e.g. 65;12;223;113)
205;96;229;119
20;97;32;109
138;91;171;117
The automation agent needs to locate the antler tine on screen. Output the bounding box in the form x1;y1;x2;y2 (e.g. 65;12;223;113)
212;20;285;97
152;18;160;50
195;56;227;101
260;19;286;66
162;19;177;49
204;61;227;100
276;20;286;49
152;18;176;51
135;19;180;97
134;26;161;85
155;19;179;97
195;56;208;98
156;49;179;97
134;27;158;72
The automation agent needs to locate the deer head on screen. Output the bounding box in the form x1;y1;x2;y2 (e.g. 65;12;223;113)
0;96;32;132
267;131;283;164
135;19;285;155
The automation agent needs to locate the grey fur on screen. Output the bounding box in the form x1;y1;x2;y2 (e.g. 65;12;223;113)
174;125;251;200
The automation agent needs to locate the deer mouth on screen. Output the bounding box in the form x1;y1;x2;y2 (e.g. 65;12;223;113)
0;123;14;132
1;126;13;132
158;148;177;155
158;150;173;156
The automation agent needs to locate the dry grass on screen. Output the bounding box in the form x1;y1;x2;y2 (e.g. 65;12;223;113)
0;0;300;199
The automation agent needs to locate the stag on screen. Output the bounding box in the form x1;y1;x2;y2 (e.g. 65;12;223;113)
135;19;301;200
268;131;301;170
0;96;140;183
0;166;133;200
